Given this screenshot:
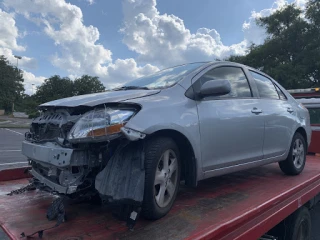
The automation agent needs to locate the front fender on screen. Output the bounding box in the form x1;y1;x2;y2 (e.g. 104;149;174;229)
124;86;203;180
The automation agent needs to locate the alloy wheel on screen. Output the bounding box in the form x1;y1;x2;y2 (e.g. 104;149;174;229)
154;149;178;208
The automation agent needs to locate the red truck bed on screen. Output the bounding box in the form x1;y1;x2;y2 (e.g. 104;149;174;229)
1;155;320;240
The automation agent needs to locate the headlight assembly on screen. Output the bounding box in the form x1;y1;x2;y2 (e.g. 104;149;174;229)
68;107;136;142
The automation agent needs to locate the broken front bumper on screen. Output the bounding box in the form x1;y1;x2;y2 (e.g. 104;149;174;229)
22;141;94;194
22;141;74;167
22;139;146;204
30;168;76;194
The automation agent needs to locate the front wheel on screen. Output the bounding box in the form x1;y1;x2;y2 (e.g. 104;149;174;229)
142;137;181;220
279;132;306;175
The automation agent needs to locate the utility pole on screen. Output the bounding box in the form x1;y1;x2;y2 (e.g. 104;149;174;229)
13;55;22;113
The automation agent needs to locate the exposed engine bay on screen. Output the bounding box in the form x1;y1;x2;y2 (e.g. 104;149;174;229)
23;104;146;205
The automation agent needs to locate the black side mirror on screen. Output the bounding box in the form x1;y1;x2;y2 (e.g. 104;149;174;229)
199;79;231;98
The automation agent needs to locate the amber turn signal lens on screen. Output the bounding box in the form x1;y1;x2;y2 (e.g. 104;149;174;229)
107;123;125;134
87;123;125;137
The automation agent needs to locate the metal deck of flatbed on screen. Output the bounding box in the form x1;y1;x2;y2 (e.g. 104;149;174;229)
1;156;320;240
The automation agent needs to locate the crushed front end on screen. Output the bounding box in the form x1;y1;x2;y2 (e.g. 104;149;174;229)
22;104;145;201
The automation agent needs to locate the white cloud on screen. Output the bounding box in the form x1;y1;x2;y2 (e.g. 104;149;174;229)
121;0;308;67
242;0;287;45
0;8;46;95
120;0;248;67
0;47;37;69
295;0;308;9
0;47;45;95
86;0;95;5
3;0;159;87
0;8;25;51
23;71;46;95
3;0;112;76
106;58;159;85
242;0;308;45
1;0;309;94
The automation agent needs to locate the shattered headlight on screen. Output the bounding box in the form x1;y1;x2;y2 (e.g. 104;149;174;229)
68;108;136;142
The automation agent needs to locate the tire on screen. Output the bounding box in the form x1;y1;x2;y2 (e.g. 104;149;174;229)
279;132;306;175
142;137;181;220
284;206;311;240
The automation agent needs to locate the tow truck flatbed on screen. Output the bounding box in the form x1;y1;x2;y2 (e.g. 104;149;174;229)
1;155;320;240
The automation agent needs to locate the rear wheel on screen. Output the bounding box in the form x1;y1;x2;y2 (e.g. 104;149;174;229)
142;137;181;220
279;132;306;175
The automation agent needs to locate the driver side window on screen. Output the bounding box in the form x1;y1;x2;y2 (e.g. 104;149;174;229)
198;66;252;98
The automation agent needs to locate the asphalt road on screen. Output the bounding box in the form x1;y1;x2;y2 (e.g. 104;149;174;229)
0;128;28;171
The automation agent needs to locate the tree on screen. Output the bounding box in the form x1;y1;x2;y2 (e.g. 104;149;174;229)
15;94;40;118
33;74;105;104
34;75;74;104
227;1;320;89
0;55;24;113
73;75;105;96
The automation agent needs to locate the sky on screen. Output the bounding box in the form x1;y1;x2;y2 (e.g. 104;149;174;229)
0;0;307;95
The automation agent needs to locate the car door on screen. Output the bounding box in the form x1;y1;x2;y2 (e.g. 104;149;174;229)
248;70;298;158
191;65;265;172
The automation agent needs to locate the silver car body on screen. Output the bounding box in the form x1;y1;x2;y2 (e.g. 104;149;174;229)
22;61;311;192
297;98;320;132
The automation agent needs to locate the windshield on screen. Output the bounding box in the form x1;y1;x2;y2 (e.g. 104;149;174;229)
121;62;206;90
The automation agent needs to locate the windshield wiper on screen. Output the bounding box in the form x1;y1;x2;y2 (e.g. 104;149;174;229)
112;86;150;91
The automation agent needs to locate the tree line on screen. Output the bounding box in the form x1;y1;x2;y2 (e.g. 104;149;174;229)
227;0;320;89
0;56;24;114
0;55;105;116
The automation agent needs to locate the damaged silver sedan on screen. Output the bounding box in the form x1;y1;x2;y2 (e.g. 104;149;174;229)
22;61;311;220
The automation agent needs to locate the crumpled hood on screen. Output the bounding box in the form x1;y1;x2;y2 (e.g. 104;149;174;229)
39;89;161;108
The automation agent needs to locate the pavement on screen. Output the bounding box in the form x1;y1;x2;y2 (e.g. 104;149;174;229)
0;116;31;128
0;128;28;171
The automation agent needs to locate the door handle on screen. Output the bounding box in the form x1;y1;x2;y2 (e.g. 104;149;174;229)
287;107;294;113
251;108;262;114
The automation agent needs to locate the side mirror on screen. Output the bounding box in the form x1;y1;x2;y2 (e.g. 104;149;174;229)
199;79;231;98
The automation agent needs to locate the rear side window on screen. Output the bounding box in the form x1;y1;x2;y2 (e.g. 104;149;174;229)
198;67;252;98
274;84;287;100
249;71;279;99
